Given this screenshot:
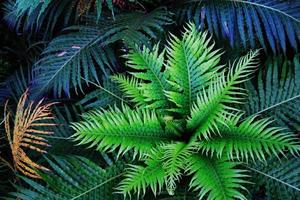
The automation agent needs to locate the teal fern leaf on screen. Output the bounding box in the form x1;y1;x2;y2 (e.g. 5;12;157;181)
30;8;172;97
243;55;300;131
9;156;125;200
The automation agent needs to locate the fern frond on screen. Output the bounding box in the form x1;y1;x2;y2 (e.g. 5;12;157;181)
78;74;124;109
176;0;300;53
187;50;260;139
30;27;117;97
125;44;170;109
186;155;248;200
244;55;300;131
4;90;56;178
161;142;194;195
112;75;147;107
198;115;299;162
165;23;222;115
72;104;177;156
11;155;125;200
248;156;300;200
118;148;165;198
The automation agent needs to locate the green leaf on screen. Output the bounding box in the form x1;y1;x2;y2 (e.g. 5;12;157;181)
186;155;248;200
72;104;177;156
198;115;299;161
165;23;222;115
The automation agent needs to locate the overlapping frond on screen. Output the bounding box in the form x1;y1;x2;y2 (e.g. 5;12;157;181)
244;55;300;130
124;44;169;109
112;75;147;107
78;74;124;109
176;0;300;53
72;104;177;157
248;156;300;200
118;149;165;198
10;155;125;200
30;8;172;97
4;90;56;178
165;23;222;115
186;155;248;200
161;142;194;195
187;50;259;139
198;115;299;162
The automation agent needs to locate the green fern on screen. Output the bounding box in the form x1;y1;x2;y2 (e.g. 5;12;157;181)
72;23;299;200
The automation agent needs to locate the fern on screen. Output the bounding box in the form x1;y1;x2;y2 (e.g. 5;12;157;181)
10;155;125;200
186;155;248;200
176;0;300;53
30;8;172;97
246;155;300;200
243;55;300;130
72;23;299;199
3;90;56;178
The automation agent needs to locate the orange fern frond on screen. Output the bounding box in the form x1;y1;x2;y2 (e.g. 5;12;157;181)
4;90;57;179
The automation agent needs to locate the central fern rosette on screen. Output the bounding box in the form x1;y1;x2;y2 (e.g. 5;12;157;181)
72;24;299;200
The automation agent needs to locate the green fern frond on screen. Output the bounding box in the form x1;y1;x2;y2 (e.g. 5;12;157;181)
118;148;165;198
186;155;248;200
165;23;222;115
187;50;260;139
72;104;177;157
161;142;194;195
125;44;170;109
198;115;300;162
112;75;147;107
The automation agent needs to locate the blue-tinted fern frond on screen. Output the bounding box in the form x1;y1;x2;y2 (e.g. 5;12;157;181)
176;0;300;54
30;8;172;98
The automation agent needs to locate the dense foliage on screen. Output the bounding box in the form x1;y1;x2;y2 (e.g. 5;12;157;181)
1;0;300;199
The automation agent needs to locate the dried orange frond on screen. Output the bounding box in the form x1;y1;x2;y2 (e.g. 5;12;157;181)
4;89;57;179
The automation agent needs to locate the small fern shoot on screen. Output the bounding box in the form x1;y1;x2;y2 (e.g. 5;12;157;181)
72;23;299;200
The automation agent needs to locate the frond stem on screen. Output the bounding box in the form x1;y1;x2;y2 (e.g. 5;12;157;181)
245;165;300;192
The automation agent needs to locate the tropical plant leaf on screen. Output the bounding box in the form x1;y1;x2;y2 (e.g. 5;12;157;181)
30;8;173;97
243;55;300;131
247;156;300;200
186;155;248;200
165;23;222;115
72;104;178;156
198;114;299;161
176;0;300;53
10;155;125;200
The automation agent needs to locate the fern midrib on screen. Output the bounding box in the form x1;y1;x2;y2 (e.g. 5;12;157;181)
205;158;228;200
228;0;300;24
182;40;192;112
81;77;129;104
245;165;300;192
255;94;300;115
70;173;124;200
139;53;167;98
37;35;99;94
